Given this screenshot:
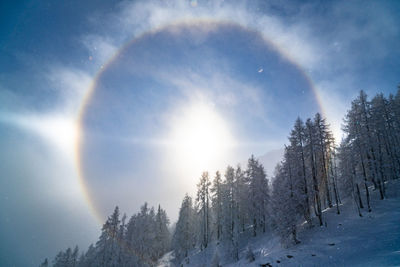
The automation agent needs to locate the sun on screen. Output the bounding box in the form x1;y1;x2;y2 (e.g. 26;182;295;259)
166;102;236;179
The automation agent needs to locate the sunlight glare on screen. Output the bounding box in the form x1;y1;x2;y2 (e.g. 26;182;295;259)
167;103;236;180
12;114;78;158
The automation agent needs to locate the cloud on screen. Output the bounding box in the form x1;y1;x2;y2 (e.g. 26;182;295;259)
107;1;322;68
156;66;271;120
0;65;93;158
5;1;399;139
76;0;399;154
80;0;391;135
45;67;93;114
81;35;119;67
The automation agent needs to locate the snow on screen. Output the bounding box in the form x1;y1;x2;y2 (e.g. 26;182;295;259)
157;251;175;267
162;180;400;266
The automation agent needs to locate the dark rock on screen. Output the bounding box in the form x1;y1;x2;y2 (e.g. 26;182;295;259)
287;255;293;258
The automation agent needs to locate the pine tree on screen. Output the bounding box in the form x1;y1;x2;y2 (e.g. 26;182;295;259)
220;166;240;259
155;205;171;258
71;246;79;267
211;171;223;241
93;206;121;266
271;147;303;244
40;258;49;267
247;155;269;236
314;113;333;209
337;140;363;217
196;172;211;249
235;165;249;232
305;118;323;226
288;118;312;225
221;166;235;241
172;194;196;261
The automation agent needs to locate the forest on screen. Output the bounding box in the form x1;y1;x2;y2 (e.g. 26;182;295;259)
42;89;400;266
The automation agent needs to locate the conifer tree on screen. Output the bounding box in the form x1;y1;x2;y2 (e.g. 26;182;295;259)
211;171;223;241
173;194;196;261
247;155;269;236
196;172;211;249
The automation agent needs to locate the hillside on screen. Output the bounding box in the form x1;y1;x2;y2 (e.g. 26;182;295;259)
160;180;400;266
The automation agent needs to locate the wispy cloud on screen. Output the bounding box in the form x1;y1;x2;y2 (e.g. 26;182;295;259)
156;66;272;123
80;0;393;135
45;67;92;114
90;1;322;69
70;0;400;156
0;65;92;159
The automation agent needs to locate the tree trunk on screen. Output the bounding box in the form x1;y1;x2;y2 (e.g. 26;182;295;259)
358;143;371;212
300;142;312;225
308;127;323;226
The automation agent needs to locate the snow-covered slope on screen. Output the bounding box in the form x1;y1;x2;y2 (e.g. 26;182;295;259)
161;180;400;266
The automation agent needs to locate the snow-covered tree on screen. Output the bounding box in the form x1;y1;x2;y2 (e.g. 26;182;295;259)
337;140;363;217
40;258;49;267
305;118;323;226
339;90;400;214
196;172;211;249
288;118;312;225
93;206;121;266
211;171;223;241
313;113;334;209
155;205;171;258
271;147;304;244
53;246;79;267
221;166;240;260
234;165;249;232
172;194;196;261
247;155;269;236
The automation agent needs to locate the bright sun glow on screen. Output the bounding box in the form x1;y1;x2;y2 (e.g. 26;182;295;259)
36;116;78;157
10;114;78;158
167;103;236;179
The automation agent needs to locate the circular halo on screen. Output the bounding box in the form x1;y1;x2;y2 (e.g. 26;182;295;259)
75;19;324;224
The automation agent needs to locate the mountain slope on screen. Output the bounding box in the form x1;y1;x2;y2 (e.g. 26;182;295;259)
162;180;400;266
229;180;400;267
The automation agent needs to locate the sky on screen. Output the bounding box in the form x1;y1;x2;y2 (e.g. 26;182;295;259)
0;0;399;266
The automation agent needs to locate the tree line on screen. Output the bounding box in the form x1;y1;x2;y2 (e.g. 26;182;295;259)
43;204;170;267
42;88;400;266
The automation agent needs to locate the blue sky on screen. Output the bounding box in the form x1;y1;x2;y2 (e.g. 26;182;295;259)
1;0;399;266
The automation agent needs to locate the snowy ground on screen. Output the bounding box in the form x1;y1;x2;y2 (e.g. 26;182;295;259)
158;252;175;267
160;180;400;266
